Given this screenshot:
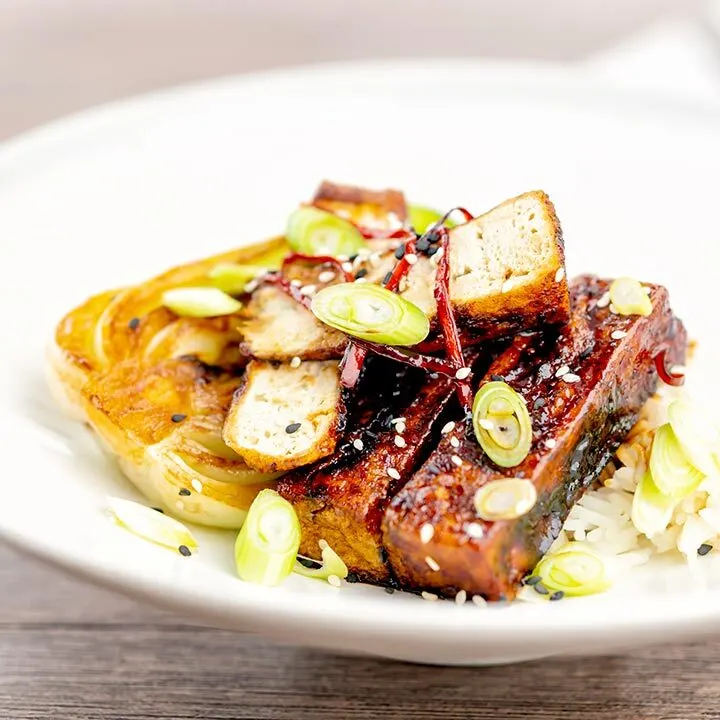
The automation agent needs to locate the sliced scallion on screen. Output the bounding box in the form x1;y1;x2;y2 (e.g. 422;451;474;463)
234;489;301;586
631;470;677;538
473;478;537;521
311;283;430;346
608;277;653;317
649;423;705;498
407;205;456;234
108;497;198;552
208;263;267;294
472;382;533;467
668;400;720;477
162;287;242;318
294;540;349;583
534;543;611;597
286;206;367;257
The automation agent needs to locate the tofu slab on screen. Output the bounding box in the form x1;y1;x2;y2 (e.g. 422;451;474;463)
382;276;687;600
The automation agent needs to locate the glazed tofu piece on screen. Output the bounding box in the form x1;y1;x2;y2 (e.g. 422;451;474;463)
223;359;344;473
277;359;463;583
382;276;687;600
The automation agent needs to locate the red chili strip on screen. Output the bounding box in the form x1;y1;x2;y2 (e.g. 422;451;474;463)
357;226;416;241
340;344;368;389
282;253;354;282
433;227;474;412
262;274;312;310
350;339;461;378
384;238;418;292
654;349;685;387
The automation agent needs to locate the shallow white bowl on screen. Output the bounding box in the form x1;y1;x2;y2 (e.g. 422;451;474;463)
1;60;719;665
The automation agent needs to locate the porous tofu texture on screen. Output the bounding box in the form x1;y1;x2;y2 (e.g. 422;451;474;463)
223;359;343;473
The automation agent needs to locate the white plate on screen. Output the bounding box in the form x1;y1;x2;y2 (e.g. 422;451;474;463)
1;60;720;666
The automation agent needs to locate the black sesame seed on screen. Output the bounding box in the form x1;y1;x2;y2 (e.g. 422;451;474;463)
152;507;165;514
355;268;368;280
490;374;505;382
382;271;393;285
394;244;406;259
425;229;441;245
384;587;395;594
523;575;542;586
171;413;187;423
416;237;431;253
549;591;565;602
348;254;359;262
285;422;302;434
426;246;439;257
345;571;360;584
178;488;191;497
533;583;550;595
178;545;192;557
128;317;141;331
698;543;713;556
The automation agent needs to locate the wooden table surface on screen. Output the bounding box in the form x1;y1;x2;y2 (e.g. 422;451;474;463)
3;6;720;719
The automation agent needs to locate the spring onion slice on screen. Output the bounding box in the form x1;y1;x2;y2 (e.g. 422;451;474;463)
208;263;267;293
472;382;533;467
286;206;367;257
234;489;301;586
311;283;430;346
649;423;705;498
608;277;653;317
407;205;457;234
534;543;611;597
162;287;242;318
668;400;720;477
294;540;349;583
631;470;678;538
473;478;537;521
108;497;198;552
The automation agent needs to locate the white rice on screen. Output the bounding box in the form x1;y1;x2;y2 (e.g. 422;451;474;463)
549;383;720;575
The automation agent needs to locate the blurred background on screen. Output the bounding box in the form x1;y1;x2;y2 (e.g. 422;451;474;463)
3;0;720;141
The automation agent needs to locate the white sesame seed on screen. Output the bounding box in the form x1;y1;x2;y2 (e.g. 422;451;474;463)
387;468;401;480
328;574;342;588
420;523;434;544
191;479;203;494
611;330;627;340
563;373;581;384
341;262;353;273
394;435;407;448
318;270;336;283
455;367;471;380
545;438;557;449
421;591;438;601
290;356;302;369
450;436;460;448
369;252;382;267
430;247;444;265
596;291;610;308
244;280;259;293
336;255;349;262
609;304;618;314
405;253;419;266
478;418;494;431
441;421;455;435
398;277;409;293
395;421;406;434
455;589;467;605
472;595;487;607
290;279;302;287
354;277;368;284
175;501;185;511
300;284;316;296
353;438;364;451
390;417;406;425
425;556;440;571
555;267;566;283
465;522;484;539
555;365;570;378
450;454;463;467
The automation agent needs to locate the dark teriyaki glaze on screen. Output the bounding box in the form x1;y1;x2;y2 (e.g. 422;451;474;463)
382;275;687;600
